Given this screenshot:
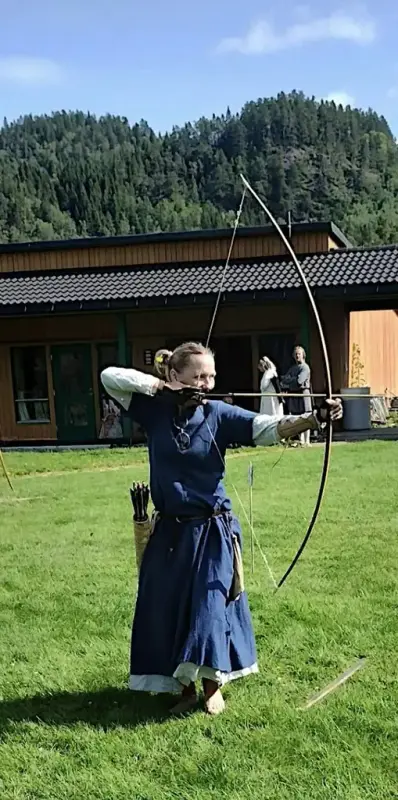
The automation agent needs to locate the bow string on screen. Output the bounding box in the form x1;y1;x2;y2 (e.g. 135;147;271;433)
205;174;333;591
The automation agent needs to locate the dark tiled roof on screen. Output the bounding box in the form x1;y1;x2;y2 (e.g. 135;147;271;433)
1;245;398;312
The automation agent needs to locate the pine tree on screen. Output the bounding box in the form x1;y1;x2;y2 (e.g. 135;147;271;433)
0;94;397;245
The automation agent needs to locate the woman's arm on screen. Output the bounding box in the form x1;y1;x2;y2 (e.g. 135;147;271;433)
280;368;295;389
261;364;278;390
254;400;342;445
218;400;342;448
296;363;311;389
280;365;309;392
217;404;317;448
253;411;319;445
101;366;164;410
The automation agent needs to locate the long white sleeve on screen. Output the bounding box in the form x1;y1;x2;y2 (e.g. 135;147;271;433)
101;366;160;411
253;411;320;446
260;365;277;390
252;414;281;446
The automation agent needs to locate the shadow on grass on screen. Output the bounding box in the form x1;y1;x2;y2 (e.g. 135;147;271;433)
0;687;192;731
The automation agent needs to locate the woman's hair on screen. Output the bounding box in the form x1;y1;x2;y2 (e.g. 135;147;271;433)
154;341;213;380
294;345;306;358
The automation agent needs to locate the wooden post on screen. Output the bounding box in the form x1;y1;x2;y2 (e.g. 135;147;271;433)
248;462;254;574
117;313;131;441
117;314;128;366
251;334;260;412
46;346;57;440
91;344;101;436
300;300;311;361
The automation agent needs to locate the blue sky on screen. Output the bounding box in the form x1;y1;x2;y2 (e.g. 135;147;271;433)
1;0;398;134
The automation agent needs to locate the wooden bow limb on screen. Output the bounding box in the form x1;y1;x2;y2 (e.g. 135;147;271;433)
0;449;14;492
240;173;333;590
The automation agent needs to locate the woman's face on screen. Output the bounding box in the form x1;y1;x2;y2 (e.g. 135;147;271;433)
258;359;265;373
171;354;216;391
294;347;305;364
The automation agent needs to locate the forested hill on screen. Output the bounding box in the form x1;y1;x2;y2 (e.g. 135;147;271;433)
0;91;397;247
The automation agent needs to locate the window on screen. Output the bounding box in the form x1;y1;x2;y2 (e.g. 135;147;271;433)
11;346;50;423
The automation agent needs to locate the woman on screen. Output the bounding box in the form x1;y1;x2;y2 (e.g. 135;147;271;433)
101;341;342;716
281;346;312;446
99;397;123;439
258;356;284;418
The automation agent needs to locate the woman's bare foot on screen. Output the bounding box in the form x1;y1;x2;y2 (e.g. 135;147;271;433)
203;679;225;715
170;682;198;715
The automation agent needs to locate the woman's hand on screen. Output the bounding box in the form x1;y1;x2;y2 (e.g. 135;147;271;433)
259;356;274;371
161;382;207;408
319;398;343;422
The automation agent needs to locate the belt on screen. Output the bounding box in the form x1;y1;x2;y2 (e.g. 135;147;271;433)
159;508;226;524
154;509;244;600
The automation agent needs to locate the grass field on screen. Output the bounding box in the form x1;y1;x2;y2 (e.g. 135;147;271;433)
0;442;397;800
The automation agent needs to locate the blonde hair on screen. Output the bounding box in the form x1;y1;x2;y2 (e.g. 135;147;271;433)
154;342;214;380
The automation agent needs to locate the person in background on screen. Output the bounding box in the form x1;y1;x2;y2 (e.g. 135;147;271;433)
280;346;312;446
99;397;123;439
258;356;284;419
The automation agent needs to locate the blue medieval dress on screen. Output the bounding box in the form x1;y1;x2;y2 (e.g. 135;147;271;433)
101;366;283;694
127;394;264;693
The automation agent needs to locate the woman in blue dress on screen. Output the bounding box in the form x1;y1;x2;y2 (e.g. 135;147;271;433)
101;341;342;715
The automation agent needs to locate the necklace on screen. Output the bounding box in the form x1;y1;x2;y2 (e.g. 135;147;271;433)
172;408;205;452
173;424;191;451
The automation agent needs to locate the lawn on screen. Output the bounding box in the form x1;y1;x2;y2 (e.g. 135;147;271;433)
0;442;397;800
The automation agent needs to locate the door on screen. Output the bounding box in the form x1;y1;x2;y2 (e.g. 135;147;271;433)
212;336;254;410
258;332;296;377
52;344;96;442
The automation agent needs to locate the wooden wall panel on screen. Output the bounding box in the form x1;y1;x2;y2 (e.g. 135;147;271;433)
0;300;347;441
126;303;301;342
0;232;335;275
349;310;398;394
305;301;348;393
0;313;118;345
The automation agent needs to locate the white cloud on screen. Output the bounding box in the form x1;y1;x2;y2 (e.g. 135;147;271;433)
216;11;376;55
324;91;356;107
0;56;64;85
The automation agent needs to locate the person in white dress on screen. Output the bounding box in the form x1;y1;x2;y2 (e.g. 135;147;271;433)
258;357;284;419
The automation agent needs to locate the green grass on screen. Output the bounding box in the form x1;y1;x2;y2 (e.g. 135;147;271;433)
1;442;397;800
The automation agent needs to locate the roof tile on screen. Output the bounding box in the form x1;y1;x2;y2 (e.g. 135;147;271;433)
0;245;398;310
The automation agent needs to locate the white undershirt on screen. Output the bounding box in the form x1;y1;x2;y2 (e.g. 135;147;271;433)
101;366;281;447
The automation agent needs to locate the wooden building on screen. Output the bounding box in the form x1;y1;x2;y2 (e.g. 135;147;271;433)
0;222;397;446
